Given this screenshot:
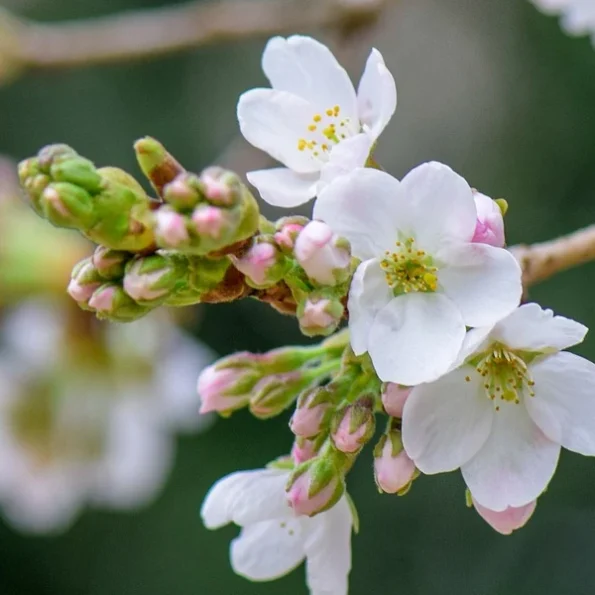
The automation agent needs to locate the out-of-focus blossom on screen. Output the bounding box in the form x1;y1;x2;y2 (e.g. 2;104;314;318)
530;0;595;44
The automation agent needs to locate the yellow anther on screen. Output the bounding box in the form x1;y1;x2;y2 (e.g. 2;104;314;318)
308;125;317;132
313;114;322;122
326;109;333;116
333;105;340;115
297;139;307;151
423;273;438;291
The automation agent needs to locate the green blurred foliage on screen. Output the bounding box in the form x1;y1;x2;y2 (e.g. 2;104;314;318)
1;0;595;593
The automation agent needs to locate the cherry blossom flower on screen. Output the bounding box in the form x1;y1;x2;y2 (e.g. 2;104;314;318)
530;0;595;43
237;35;396;208
402;303;595;512
201;467;353;594
314;163;522;386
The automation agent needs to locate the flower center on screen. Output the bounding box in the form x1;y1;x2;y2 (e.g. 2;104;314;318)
380;237;438;295
296;105;354;162
470;344;536;411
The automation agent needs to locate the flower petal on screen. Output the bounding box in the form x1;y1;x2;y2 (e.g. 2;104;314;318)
247;168;318;207
237;89;322;173
491;303;588;352
201;469;290;529
357;48;397;139
318;134;373;190
304;497;352;595
526;352;595;455
401;162;477;252
402;366;493;473
462;403;560;511
472;498;536;535
368;292;466;386
231;518;305;581
262;35;358;122
347;259;393;355
314;168;408;260
437;243;522;327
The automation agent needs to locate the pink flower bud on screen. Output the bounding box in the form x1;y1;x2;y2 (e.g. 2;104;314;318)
197;364;254;414
381;383;412;418
331;398;375;453
274;217;308;251
88;285;117;312
291;437;320;465
123;259;171;302
68;258;102;305
201;171;234;206
298;296;344;337
294;221;351;285
155;208;189;247
374;435;416;494
472;498;536;535
68;277;101;304
192;205;225;238
472;192;506;248
92;246;128;279
290;388;332;438
232;241;286;288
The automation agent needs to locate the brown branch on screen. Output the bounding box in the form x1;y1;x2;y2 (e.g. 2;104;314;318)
11;0;384;71
511;225;595;288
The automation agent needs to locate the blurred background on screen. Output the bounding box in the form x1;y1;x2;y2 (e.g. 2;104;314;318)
1;0;595;593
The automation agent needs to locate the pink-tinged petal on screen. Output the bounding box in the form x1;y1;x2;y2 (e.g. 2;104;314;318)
473;498;536;535
304;497;352;595
472;192;505;248
527;352;595;456
491;303;588;353
247;168;318;208
381;383;412;418
262;35;358;122
402;366;493;474
231;518;305;581
368;292;466;386
347;259;393;355
401;162;477;252
237;89;321;173
357;48;397;139
462;403;560;511
314;168;408;261
437;242;522;327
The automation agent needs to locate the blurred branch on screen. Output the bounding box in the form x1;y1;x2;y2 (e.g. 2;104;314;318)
512;225;595;288
5;0;385;72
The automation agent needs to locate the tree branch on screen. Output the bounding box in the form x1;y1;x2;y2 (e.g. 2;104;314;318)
12;0;384;71
511;225;595;288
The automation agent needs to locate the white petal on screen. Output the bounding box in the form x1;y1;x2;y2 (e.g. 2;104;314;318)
402;366;493;473
347;259;393;355
304;497;352;595
491;303;588;353
401;162;477;252
437;243;522;327
318;134;373;190
247;168;318;207
231;518;305;581
314;168;407;260
201;469;290;529
262;35;358;122
237;89;321;173
456;326;494;366
526;352;595;455
368;292;466;386
357;48;397;139
462;403;560;511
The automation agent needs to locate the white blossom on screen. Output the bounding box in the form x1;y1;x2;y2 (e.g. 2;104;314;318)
530;0;595;43
201;467;353;594
314;163;522;386
237;35;396;208
402;303;595;512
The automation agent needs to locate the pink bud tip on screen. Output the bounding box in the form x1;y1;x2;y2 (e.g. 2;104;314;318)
197;365;248;414
381;384;412;418
290;399;328;438
202;175;232;205
233;243;277;286
472;498;536;535
374;439;416;494
291;439;318;465
155;209;189;247
332;414;368;453
287;473;337;517
192;205;225;238
472;192;505;248
43;187;70;217
123;263;168;302
301;299;335;329
274;223;305;250
88;286;116;312
67;279;100;303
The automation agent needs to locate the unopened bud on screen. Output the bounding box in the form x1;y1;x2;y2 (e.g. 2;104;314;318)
123;254;186;305
154;207;190;248
373;431;416;494
92;245;129;280
163;173;203;210
134;136;185;197
274;216;308;251
88;283;151;321
291;436;323;465
290;387;334;438
298;294;344;337
472;191;506;248
381;383;412;418
294;221;351;285
192;205;226;238
40;183;95;229
50;156;102;194
200;167;239;207
472;498;536;535
37;144;78;172
249;371;309;419
331;397;375;453
286;450;347;516
231;239;290;288
68;258;103;306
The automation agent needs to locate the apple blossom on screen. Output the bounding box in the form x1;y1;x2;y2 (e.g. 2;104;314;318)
315;163;522;386
237;35;396;207
402;303;595;512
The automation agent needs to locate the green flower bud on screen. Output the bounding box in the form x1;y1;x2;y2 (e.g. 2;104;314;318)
134;136;185;197
50;157;102;193
92;245;130;280
40;182;95;230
